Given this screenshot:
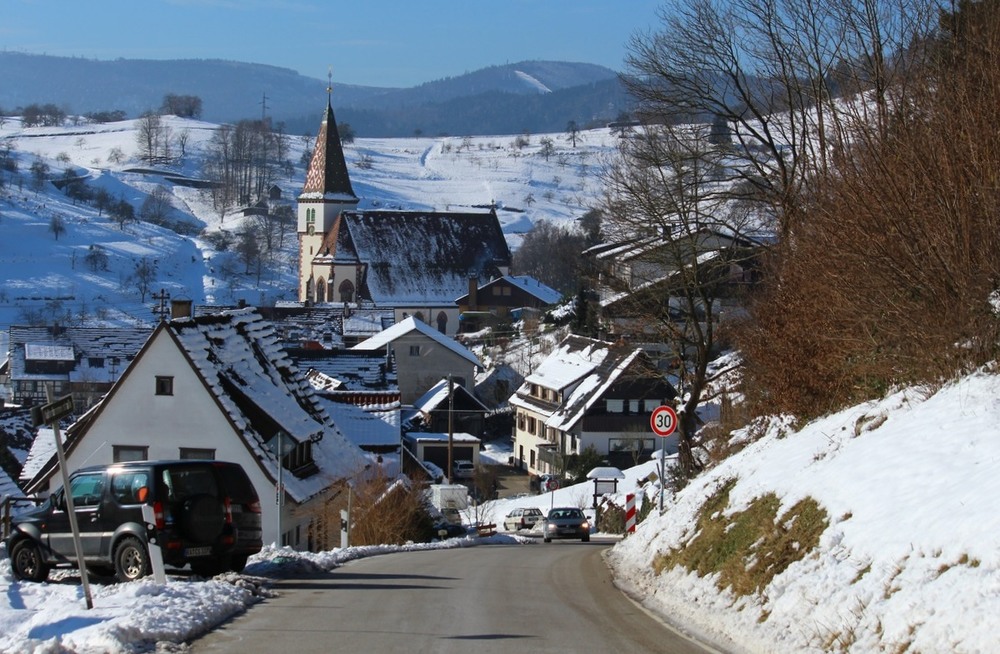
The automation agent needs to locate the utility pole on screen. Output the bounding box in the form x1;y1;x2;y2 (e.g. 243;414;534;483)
151;288;170;321
447;374;454;484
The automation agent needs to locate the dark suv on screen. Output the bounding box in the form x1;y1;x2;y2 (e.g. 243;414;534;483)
6;460;263;583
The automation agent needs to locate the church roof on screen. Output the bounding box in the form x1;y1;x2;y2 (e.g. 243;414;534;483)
326;210;511;306
300;98;358;202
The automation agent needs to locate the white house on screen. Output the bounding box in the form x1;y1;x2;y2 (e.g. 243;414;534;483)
352;316;482;404
509;335;676;476
20;308;368;550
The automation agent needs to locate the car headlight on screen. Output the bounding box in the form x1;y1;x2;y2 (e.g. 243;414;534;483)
580;522;590;530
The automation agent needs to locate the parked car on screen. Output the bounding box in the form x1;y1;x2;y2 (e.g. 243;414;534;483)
452;460;475;480
542;507;590;542
5;460;263;583
503;507;543;531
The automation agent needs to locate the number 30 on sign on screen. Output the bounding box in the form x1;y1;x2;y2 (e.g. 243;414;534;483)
650;405;678;437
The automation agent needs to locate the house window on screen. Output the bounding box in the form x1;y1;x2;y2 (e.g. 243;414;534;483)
629;400;640;413
113;445;148;463
492;286;502;296
517;413;525;430
606;399;624;413
88;357;104;368
155;376;173;396
409;345;421;356
179;448;215;460
644;399;661;412
527;416;536;434
502;287;511;296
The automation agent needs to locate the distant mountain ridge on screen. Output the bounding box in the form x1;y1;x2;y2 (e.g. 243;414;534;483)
0;53;630;136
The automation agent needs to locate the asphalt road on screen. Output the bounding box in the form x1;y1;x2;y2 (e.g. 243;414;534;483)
189;538;719;654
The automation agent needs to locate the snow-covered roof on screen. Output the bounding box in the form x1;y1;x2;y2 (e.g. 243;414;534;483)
19;427;57;485
287;348;397;391
166;309;367;501
0;460;22;502
351;316;482;368
402;431;481;444
412;378;488;414
318;400;401;449
324;209;510;306
509;335;665;433
22;309;367;503
23;343;74;361
6;326;150;384
499;275;562;304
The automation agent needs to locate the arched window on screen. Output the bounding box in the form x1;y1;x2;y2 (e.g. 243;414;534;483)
436;311;448;333
339;279;355;303
315;278;326;304
414;311;425;323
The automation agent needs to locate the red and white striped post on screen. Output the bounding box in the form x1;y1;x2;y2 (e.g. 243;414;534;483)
625;493;636;534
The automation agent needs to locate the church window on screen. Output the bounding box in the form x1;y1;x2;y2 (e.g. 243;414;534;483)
436;311;447;333
339;279;355;303
316;279;326;303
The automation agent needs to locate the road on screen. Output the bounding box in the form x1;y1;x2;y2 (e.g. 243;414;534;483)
189;538;719;654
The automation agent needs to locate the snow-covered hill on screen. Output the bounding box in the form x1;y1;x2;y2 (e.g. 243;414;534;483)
0;114;612;331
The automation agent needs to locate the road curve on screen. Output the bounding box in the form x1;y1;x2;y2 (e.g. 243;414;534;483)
189;539;716;654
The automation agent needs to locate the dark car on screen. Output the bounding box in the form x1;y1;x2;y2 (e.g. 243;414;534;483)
6;460;263;583
542;507;590;542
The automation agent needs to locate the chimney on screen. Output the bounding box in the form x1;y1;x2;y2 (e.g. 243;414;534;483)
468;276;478;310
170;299;193;319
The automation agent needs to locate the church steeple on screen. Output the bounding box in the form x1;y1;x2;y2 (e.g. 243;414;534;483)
300;74;357;200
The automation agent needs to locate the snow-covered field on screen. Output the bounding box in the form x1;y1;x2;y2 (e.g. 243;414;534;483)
0;115;610;331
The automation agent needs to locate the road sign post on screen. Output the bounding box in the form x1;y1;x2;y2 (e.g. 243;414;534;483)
34;388;93;609
650;405;678;513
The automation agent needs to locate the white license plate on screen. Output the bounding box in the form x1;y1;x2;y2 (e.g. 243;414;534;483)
185;546;212;557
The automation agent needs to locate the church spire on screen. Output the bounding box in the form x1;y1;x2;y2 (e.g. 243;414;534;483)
300;71;357;201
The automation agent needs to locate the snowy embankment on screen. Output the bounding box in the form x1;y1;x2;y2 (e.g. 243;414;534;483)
606;370;1000;654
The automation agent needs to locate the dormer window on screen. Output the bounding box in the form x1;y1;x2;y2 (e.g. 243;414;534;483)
283;440;318;478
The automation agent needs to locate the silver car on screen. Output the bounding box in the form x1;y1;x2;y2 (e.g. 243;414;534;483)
542;507;590;542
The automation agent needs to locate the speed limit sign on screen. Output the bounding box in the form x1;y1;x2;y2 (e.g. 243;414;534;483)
650;405;678;437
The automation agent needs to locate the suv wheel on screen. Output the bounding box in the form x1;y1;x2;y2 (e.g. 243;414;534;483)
11;539;50;582
114;536;150;582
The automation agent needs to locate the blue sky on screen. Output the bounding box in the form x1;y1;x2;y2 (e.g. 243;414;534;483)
1;0;664;88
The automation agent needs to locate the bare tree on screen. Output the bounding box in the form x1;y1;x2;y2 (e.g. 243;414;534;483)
136;112;172;164
139;185;173;225
49;214;66;240
133;257;157;302
597;122;757;477
623;0;938;239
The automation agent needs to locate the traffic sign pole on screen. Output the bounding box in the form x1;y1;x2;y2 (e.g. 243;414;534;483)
650;405;678;513
41;386;94;609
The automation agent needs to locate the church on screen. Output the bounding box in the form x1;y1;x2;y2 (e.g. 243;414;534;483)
297;90;511;336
